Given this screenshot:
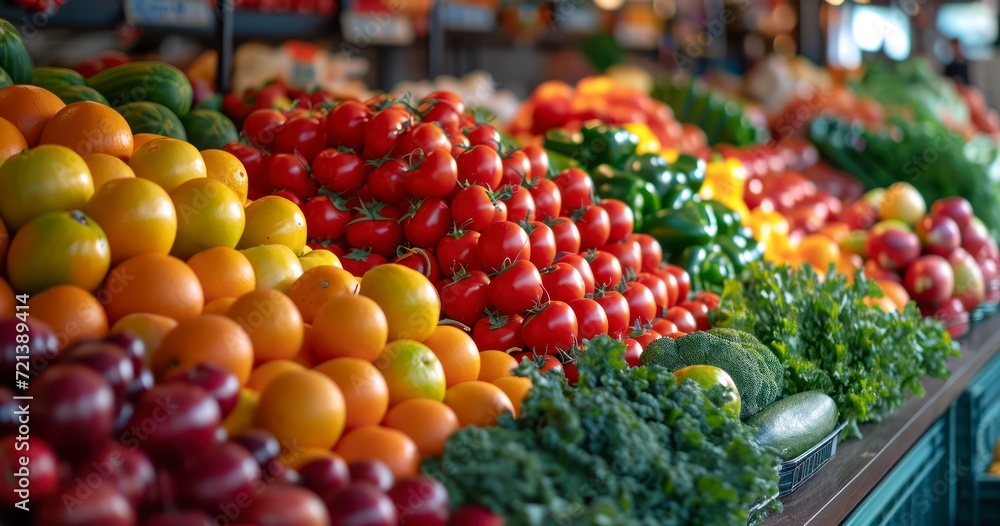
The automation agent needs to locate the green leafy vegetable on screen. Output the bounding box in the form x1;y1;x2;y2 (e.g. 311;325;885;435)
711;262;960;438
423;335;780;525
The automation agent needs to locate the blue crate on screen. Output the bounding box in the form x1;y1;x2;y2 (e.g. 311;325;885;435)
956;351;1000;525
778;421;848;496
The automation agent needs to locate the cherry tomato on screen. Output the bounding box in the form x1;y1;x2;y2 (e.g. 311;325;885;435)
501;150;532;189
271;189;303;207
635;272;669;314
555;253;595;294
528;178;562;220
622;282;656;325
553;168;594;215
600;199;634;243
630;234;663;273
534;354;564;374
563;362;579;385
548;218;581;254
456;145;503;190
487;260;543;314
651;318;678;335
622;338;643;367
223;142;267;199
575;205;611;251
472;314;523;352
451;185;500;232
399;122;451;155
602;240;642;276
242;109;286;150
490;199;509;224
366;159;408;204
585;250;623;289
312;149;364;192
631;328;660;351
540;262;585;303
465;124;501;151
678;300;711;331
419;99;462;131
439;270;490;326
526;221;557;270
364;105;411;159
394;247;441;283
403;197;451;248
266;153;319;198
275;116;326;162
663;264;692;303
522;145;549;183
521;301;578;355
569;297;608;341
326;101;371;150
422;91;465;114
344;202;404;258
477;221;531;274
694;291;721;310
436;228;482;277
504;186;536;223
664;306;697;333
450;133;470;157
336;247;388;277
301;194;351;241
594;289;630;339
405;150;458;198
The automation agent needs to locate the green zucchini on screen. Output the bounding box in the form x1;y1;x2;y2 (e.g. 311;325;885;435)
115;101;186;140
31;67;85;89
49;85;108;105
0;19;32;84
744;391;838;461
87;61;193;117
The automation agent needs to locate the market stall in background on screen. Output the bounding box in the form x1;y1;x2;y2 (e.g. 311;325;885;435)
0;1;999;525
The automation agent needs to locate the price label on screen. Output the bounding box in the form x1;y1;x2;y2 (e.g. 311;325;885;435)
124;0;215;29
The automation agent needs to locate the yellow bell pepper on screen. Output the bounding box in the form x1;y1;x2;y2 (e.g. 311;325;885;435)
700;157;749;218
660;148;680;163
623;123;661;155
747;208;793;263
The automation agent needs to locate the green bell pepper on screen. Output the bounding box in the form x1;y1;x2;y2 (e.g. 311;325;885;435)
591;164;661;225
702;199;740;237
670;243;735;294
670;153;706;193
579;121;639;169
642;200;717;256
544;129;583;159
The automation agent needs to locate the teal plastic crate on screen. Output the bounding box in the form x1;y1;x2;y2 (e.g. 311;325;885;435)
956;351;1000;525
843;415;956;526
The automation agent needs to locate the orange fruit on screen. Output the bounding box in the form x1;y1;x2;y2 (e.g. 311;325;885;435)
382;399;459;457
247;359;305;392
101;253;204;324
238;196;307;255
131;133;164;154
83;152;135;189
359;264;440;341
311;295;387;362
374;340;446;406
5;210;110;294
285;266;358;324
39;101;133;160
169;178;246;260
28;285;108;349
299;249;342;272
477;350;518;382
186;247;256;303
314;357;390;430
294;325;319;367
152;314;254;384
798;234;841;274
0;85;65;146
227;289;304;364
0;117;27;161
875;279;910;312
443;381;514;427
491;376;532;417
254;369;346;449
203;297;237;315
239;244;303;292
422;326;480;387
201;149;249;204
109;313;177;357
0;277;15;318
819;222;851;244
0;144;94;231
83;177;177;265
129;138;207;193
333;426;420;479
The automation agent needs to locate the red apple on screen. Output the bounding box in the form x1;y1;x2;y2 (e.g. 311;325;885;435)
230;428;281;469
933;297;970;338
243;483;330;526
931;196;974;230
126;383;221;466
903;255;955;310
447;505;506;525
142;510;213;526
0;318;58;392
175;442;261;513
915;214;961;257
840;199;879;230
0;436;59;506
949;248;986;311
34;482;135;526
165;362;240;417
865;227;920;270
33;364;115;461
879;182;926;226
76;441;156;508
60;341;136;410
863;259;901;283
960;216;992;261
298;456;351;501
388;477;450;526
349;460;395;491
325;483;398;525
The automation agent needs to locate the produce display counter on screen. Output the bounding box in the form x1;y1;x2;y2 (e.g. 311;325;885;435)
766;314;1000;526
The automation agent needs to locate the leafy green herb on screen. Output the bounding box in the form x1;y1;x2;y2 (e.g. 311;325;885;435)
423;335;780;525
711;262;960;438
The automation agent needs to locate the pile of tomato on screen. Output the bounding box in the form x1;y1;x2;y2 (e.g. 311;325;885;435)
220;91;719;372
